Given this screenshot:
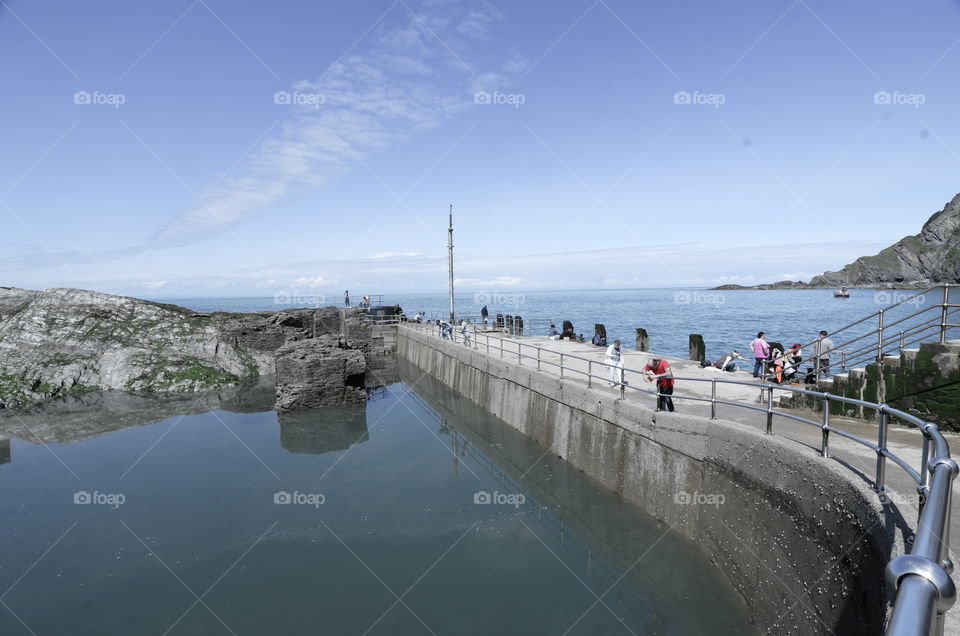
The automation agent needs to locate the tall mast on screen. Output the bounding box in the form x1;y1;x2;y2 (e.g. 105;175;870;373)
447;204;455;323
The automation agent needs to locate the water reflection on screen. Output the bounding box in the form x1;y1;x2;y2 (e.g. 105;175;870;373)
278;406;369;455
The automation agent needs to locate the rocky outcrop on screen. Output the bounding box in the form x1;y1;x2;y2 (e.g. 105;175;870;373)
274;337;367;411
0;286;383;410
811;193;960;287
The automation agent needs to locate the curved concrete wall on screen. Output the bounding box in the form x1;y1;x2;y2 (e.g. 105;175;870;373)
398;328;897;634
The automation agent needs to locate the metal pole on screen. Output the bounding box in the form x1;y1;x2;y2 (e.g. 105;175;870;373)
587;360;592;388
878;308;885;362
447;204;455;323
941;284;949;344
821;395;830;458
711;379;717;420
560;353;564;378
899;330;905;354
765;384;773;434
875;409;888;492
537;347;541;370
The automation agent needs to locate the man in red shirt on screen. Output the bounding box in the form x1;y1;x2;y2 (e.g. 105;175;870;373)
643;357;675;412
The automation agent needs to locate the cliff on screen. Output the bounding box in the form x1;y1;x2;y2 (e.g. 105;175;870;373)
0;287;375;409
811;193;960;287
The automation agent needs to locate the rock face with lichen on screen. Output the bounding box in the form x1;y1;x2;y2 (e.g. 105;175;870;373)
274;337;367;411
0;287;382;410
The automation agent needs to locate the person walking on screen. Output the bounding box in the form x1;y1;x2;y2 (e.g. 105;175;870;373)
481;305;489;325
750;331;770;378
814;330;837;378
643;357;675;412
344;290;350;308
460;319;472;346
605;339;624;386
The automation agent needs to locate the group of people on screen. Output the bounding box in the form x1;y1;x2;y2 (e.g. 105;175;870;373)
546;323;576;341
604;339;675;411
749;330;841;383
435;318;472;345
342;290;371;308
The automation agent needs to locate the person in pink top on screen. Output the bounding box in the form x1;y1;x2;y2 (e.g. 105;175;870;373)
750;331;770;378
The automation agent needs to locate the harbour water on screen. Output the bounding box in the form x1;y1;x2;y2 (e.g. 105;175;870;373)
162;286;956;361
0;375;754;634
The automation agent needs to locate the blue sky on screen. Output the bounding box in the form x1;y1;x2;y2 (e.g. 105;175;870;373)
2;0;959;297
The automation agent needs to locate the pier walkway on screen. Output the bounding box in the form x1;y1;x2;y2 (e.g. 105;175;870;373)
400;321;960;635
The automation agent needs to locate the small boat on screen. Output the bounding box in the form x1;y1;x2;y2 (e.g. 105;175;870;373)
834;287;850;298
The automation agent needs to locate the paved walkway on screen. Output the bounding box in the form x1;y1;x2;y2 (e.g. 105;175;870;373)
406;323;960;633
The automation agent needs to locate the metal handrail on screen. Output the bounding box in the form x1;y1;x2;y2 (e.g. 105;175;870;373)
399;321;957;635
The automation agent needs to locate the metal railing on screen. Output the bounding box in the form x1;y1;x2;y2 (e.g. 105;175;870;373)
399;321;957;635
782;285;960;380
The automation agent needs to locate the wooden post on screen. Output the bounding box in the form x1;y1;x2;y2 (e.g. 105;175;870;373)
689;334;705;362
636;328;649;352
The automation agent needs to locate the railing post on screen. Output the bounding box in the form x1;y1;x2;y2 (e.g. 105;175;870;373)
587;360;592;388
517;344;521;364
875;408;888;492
841;351;847;374
620;370;626;399
537;347;541;370
877;308;885;362
710;379;717;420
941;284;950;344
485;334;489;355
821;395;831;458
560;353;564;378
765;384;773;434
898;330;905;354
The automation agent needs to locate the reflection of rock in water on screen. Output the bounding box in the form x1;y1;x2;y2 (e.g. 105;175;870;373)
278;405;368;455
0;438;9;464
0;377;277;445
366;354;399;389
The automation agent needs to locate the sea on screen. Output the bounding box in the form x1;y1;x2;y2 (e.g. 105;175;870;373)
158;287;956;363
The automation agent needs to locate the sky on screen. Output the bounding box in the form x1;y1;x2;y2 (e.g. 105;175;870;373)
2;0;959;298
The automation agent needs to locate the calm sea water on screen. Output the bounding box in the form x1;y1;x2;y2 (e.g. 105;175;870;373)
0;375;754;634
161;287;956;361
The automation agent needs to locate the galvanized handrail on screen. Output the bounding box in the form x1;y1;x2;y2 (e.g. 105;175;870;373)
401;321;957;634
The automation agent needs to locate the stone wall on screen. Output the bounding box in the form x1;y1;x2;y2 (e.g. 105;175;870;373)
397;326;897;635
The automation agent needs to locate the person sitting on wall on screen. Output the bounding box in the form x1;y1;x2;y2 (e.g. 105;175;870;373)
701;351;743;371
591;332;607;347
561;325;575;340
547;324;560;340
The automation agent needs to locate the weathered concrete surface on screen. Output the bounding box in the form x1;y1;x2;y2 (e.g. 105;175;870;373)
398;325;895;635
274;337;366;411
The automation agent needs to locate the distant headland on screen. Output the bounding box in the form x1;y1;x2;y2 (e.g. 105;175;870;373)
713;192;960;290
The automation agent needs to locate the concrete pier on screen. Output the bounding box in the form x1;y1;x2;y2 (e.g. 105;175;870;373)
394;323;943;634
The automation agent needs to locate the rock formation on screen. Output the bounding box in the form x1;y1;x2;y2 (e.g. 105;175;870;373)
0;286;390;410
274;336;367;411
810;193;960;287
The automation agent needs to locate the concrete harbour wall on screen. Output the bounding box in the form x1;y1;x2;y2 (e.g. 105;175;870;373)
397;327;897;634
